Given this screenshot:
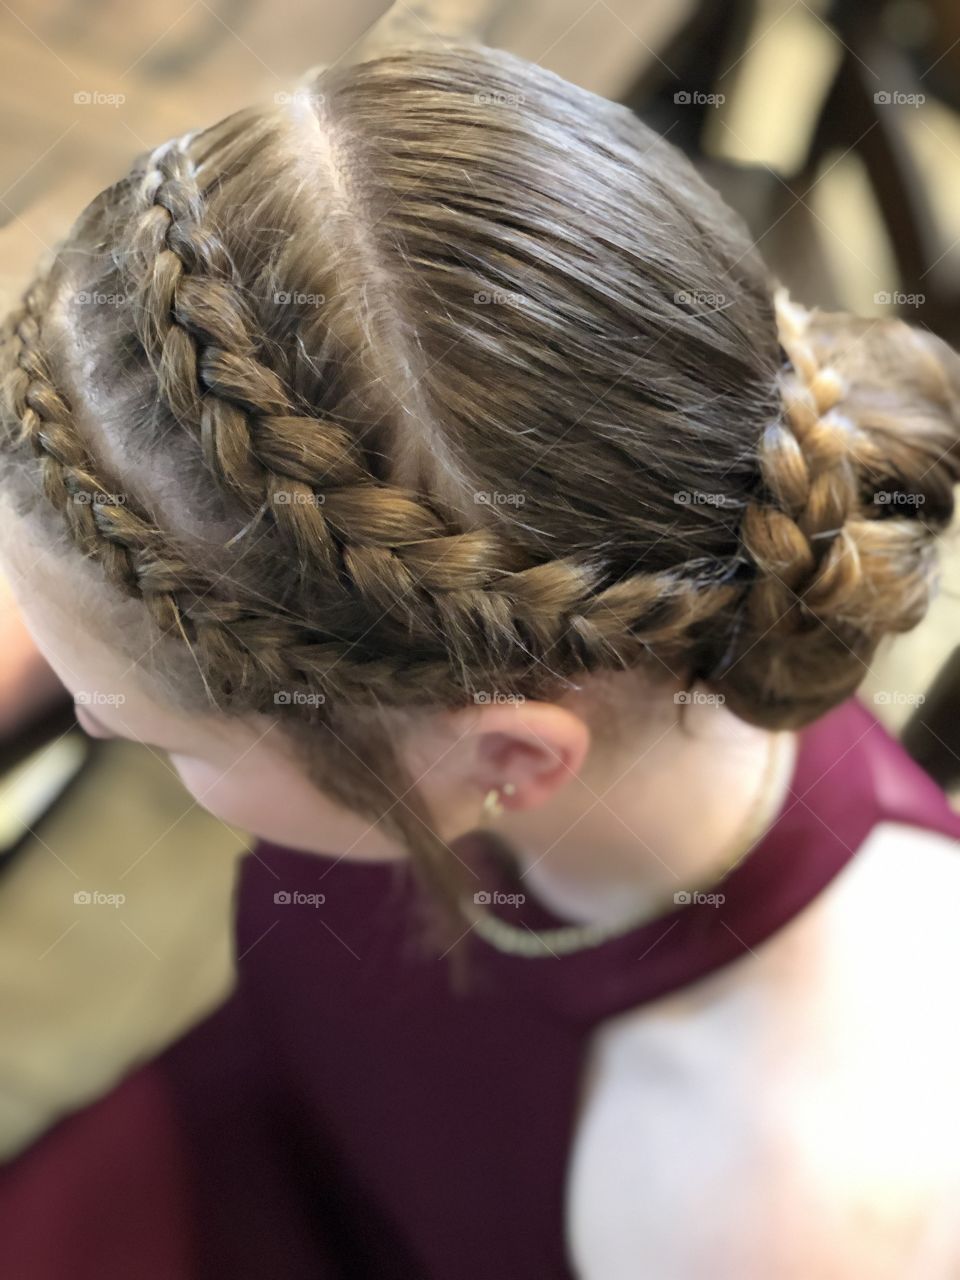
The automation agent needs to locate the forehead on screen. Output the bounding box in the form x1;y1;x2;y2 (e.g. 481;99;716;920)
0;487;199;721
0;496;129;683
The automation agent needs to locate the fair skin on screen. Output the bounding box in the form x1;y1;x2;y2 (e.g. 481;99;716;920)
0;496;792;921
568;815;960;1278
0;569;65;735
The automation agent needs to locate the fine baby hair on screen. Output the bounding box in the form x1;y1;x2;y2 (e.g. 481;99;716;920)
2;43;959;927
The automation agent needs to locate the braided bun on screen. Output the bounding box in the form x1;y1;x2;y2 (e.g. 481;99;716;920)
710;290;960;729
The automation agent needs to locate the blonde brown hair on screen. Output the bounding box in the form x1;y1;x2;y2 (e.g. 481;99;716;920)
3;45;960;931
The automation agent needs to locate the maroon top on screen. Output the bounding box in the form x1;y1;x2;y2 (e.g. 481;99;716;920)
1;698;959;1278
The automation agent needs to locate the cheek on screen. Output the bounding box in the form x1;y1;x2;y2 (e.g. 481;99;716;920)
169;753;297;835
166;752;403;861
169;754;244;816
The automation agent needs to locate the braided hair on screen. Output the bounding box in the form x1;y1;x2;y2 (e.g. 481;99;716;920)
3;45;959;931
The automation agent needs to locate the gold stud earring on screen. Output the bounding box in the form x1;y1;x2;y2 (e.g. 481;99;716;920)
481;782;516;821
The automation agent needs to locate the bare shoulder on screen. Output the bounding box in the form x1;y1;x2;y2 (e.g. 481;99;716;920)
823;818;960;923
756;821;960;1271
775;819;960;1027
569;822;960;1279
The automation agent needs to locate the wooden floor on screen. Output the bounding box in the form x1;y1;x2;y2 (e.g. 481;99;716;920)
0;0;958;1157
0;0;694;313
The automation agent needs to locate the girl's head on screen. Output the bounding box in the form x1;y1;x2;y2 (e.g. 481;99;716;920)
2;45;959;925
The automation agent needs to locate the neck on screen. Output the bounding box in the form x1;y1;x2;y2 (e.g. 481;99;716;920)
493;708;798;926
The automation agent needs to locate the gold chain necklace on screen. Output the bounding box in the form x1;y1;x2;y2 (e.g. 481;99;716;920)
462;731;793;958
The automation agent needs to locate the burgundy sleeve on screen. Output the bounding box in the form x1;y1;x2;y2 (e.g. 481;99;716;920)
0;986;345;1279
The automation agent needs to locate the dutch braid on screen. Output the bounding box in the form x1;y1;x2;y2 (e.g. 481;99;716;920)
119;134;740;681
2;263;740;714
3;258;954;731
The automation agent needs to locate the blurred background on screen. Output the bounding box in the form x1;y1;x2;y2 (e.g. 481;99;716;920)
1;0;959;1158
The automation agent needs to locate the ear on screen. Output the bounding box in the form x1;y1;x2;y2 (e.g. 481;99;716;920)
442;699;591;813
